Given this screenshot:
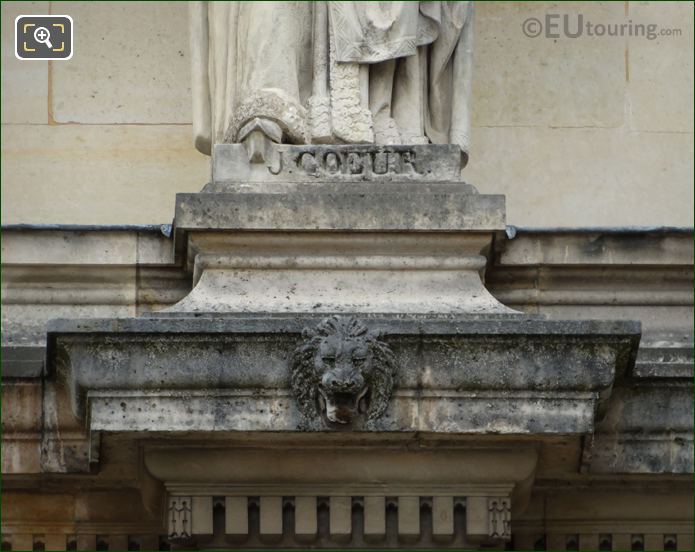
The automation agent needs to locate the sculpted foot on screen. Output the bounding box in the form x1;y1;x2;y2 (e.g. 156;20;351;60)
236;117;283;164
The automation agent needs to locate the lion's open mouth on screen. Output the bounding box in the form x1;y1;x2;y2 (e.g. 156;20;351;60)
319;386;369;424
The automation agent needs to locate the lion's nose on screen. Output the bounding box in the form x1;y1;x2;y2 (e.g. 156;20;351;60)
322;372;361;392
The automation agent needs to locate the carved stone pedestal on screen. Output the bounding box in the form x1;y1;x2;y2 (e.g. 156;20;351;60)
170;144;506;316
40;144;642;549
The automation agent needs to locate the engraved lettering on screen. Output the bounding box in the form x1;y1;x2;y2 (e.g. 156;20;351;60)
324;151;341;173
267;150;284;175
372;152;388;175
266;146;437;179
387;151;401;173
300;152;318;175
346;152;364;175
401;151;423;175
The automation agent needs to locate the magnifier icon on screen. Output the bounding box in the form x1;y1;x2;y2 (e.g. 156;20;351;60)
33;26;53;49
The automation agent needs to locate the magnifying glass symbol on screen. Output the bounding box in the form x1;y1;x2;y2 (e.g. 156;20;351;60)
33;26;53;49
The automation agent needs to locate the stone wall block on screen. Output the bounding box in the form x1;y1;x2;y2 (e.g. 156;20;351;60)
432;496;454;538
225;496;248;536
474;2;625;128
329;497;351;538
1;125;209;225
191;496;213;535
626;2;694;132
363;496;386;539
259;496;282;538
51;2;191;123
397;496;420;538
0;1;48;124
294;496;317;539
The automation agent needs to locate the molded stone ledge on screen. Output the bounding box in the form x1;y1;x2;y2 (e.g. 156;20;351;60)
144;445;538;494
86;389;596;434
169;257;513;315
585;383;694;474
174;191;506;233
172;178;506;314
497;230;694;267
1;346;44;378
168;231;511;315
47;316;640;435
587;432;693;474
633;344;694;379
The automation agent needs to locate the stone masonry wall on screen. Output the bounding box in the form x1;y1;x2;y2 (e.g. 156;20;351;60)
1;1;693;226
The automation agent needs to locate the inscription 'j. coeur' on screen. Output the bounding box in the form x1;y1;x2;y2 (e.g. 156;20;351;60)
268;149;424;177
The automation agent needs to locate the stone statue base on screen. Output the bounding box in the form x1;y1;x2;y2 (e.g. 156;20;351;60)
208;143;466;189
173;143;498;315
169;187;506;315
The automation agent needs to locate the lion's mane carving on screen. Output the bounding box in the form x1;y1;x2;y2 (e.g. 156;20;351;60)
289;316;397;427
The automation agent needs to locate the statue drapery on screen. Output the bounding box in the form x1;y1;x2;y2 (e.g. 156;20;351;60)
190;1;473;159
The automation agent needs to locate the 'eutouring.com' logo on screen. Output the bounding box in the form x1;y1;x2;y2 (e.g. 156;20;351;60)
15;15;73;60
522;14;682;41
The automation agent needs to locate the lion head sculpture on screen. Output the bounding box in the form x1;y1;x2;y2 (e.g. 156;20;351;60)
289;316;397;426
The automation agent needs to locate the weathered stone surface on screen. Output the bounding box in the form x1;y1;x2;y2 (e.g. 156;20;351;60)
171;176;506;314
588;432;693;474
0;125;209;225
210;144;465;184
171;177;507;315
498;231;694;267
1;230;138;265
191;5;473;153
144;446;538;490
166;254;511;316
473;2;625;129
489;229;694;350
1;381;42;473
598;384;693;435
175;191;505;233
466;126;695;227
515;489;694;550
634;344;693;379
3;4;693;229
289;316;397;426
587;383;694;474
0;1;48;124
51;2;191;124
1;346;44;378
1;262;137;347
3;2;693;543
626;2;694;133
47;315;639;435
2;303;136;348
0;228;182;347
86;391;598;435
